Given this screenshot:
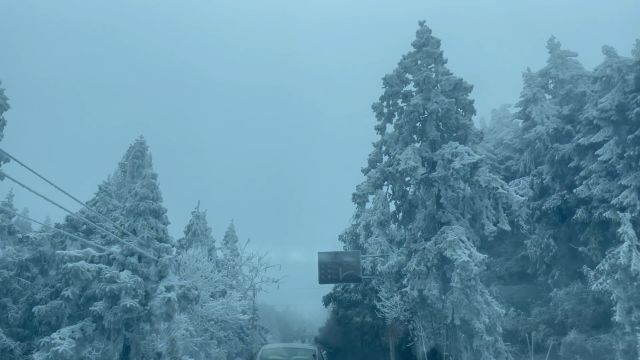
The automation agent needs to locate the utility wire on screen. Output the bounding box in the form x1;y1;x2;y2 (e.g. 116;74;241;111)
1;205;110;253
0;148;161;261
0;148;141;242
0;170;158;261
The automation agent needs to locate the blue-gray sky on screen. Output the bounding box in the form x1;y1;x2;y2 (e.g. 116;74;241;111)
1;0;639;324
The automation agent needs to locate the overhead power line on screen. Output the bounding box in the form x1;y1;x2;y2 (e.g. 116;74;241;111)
0;169;158;261
0;148;140;241
2;205;111;253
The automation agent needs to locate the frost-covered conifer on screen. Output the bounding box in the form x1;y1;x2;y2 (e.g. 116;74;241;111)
13;208;32;234
632;40;640;59
572;43;640;360
111;137;177;358
173;246;249;359
478;39;640;358
0;191;16;240
515;37;588;182
40;216;52;232
222;221;240;259
178;202;216;259
573;45;639;216
506;38;590;287
479;105;522;180
115;137;172;255
29;137;180;360
591;213;640;359
0;81;9;167
332;22;517;360
84;180;124;239
173;211;276;359
221;221;241;277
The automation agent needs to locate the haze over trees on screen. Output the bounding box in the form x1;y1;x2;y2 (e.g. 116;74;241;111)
317;23;640;360
0;93;277;359
1;18;639;360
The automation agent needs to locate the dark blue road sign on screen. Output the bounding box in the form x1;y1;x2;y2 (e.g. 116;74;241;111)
318;251;362;284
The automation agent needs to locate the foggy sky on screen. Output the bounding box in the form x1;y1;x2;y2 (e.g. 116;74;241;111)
1;0;639;324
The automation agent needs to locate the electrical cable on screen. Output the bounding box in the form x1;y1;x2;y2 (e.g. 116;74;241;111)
0;148;141;241
0;170;158;261
2;205;111;253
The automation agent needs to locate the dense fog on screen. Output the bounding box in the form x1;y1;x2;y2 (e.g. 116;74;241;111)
1;1;639;359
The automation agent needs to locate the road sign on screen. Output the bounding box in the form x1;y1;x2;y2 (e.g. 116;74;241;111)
318;251;362;284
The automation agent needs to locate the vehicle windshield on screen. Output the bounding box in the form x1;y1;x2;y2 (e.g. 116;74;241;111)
260;348;316;360
1;2;639;360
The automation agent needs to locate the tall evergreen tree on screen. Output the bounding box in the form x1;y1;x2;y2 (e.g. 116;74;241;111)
13;208;32;234
481;39;640;359
115;137;172;255
178;202;216;259
221;221;240;274
515;37;589;183
172;244;249;360
0;191;16;240
590;212;640;359
328;22;518;360
0;213;57;359
39;216;52;232
479;105;521;180
111;137;176;358
29;137;180;360
222;221;239;257
506;38;596;357
575;44;640;359
0;81;9;167
174;212;276;359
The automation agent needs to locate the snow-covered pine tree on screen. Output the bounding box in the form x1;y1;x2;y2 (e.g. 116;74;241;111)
0;87;58;357
335;21;518;360
0;190;20;359
222;221;240;258
221;221;241;278
173;244;248;359
115;137;173;258
0;84;107;359
13;208;32;234
84;180;125;243
0;242;59;360
0;191;16;240
632;40;640;60
577;43;640;360
109;137;177;358
515;37;589;183
489;38;612;359
39;216;52;232
177;202;216;260
0;194;61;359
0;81;9;167
591;212;640;360
29;137;180;360
169;203;230;358
478;105;522;180
175;214;276;359
481;39;640;359
573;45;639;219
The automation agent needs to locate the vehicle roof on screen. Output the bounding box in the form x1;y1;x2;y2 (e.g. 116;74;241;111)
260;343;318;350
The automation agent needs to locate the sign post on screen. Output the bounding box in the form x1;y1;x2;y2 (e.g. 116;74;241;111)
318;251;363;284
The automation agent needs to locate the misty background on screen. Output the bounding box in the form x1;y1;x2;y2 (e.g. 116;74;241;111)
1;0;638;327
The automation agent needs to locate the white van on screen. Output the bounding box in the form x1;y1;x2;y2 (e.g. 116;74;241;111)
256;343;327;360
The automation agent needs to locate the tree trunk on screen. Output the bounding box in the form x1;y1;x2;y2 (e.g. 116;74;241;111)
388;321;403;360
389;333;396;360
